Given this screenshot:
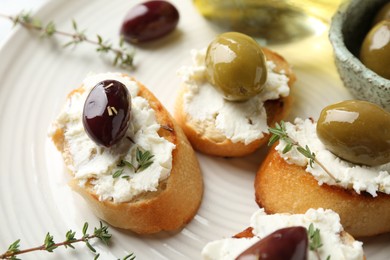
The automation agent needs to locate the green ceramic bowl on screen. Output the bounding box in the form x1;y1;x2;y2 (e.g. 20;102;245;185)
329;0;390;110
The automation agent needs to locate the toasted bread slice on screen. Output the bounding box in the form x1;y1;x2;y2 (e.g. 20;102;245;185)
51;76;203;234
255;144;390;237
174;48;296;157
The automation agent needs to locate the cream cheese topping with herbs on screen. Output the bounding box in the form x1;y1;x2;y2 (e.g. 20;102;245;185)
178;49;290;145
201;208;364;260
51;72;175;203
276;118;390;196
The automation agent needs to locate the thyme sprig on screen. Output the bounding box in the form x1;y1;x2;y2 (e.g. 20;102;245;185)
0;11;135;69
114;147;155;178
268;121;339;183
134;148;155;172
307;223;330;260
0;222;135;259
308;223;323;251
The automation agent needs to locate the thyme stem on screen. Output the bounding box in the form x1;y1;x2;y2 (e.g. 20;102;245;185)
0;222;135;260
312;158;338;184
268;121;340;183
1;236;93;259
0;11;135;69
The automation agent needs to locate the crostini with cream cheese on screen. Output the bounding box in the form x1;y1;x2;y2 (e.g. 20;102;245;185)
50;72;203;234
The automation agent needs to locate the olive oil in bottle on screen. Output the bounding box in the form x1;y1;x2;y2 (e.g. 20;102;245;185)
193;0;342;44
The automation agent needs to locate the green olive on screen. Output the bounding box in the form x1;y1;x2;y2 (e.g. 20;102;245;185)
373;2;390;25
316;100;390;166
360;20;390;79
205;32;267;101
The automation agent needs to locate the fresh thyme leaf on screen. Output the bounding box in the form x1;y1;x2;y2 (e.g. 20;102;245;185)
97;34;103;44
308;223;314;236
82;222;89;236
7;239;20;254
123;160;135;170
72;19;77;30
296;146;309;157
94;221;112;245
297;145;316;168
65;243;75;250
144;151;154;161
64;230;76;249
113;53;120;66
112;168;124;178
122;253;136;260
43;21;56;37
44;233;57;252
135;147;154;173
85;241;96;253
308;223;323;251
65;230;75;240
116;147;155;176
30;17;41;28
139;150;154;165
268;133;280;146
136;148;142;163
144;150;153;161
114;159;135;179
268;127;285;137
326;255;331;260
138;161;153;172
282;143;293;154
297;145;314;159
96;36;112;53
19;11;33;24
63;40;75;48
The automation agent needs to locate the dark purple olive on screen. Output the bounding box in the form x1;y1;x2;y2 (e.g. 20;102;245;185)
120;0;179;43
83;80;131;147
236;227;308;260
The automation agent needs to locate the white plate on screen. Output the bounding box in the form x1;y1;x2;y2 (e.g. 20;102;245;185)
0;0;389;259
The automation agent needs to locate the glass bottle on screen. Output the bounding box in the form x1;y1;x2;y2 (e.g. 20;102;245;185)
193;0;343;44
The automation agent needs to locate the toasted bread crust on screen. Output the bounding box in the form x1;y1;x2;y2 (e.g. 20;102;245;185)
174;48;296;157
255;145;390;237
52;77;203;234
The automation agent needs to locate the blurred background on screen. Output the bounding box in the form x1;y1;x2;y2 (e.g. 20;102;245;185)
0;0;47;44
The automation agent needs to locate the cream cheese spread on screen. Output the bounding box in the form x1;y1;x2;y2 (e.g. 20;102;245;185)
276;118;390;196
178;49;290;145
201;208;364;260
50;72;175;203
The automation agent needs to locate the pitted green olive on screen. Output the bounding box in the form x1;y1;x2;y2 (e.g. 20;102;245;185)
205;32;267;101
360;20;390;79
316;100;390;166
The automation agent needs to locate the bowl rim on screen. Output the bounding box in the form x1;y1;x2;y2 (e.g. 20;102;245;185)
329;0;390;87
